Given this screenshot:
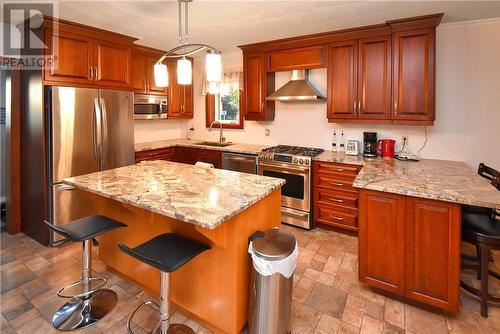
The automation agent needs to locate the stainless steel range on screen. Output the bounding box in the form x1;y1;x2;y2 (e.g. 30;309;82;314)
258;145;324;229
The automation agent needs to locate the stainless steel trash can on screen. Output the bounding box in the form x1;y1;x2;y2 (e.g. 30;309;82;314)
248;229;297;334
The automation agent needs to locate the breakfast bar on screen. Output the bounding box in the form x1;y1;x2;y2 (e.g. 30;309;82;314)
63;161;285;334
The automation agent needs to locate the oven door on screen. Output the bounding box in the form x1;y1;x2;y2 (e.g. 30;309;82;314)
258;161;310;212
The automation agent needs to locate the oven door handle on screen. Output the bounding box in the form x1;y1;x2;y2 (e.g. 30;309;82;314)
281;207;309;217
258;162;310;173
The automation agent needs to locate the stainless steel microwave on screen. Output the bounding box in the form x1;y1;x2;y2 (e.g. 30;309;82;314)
134;94;167;120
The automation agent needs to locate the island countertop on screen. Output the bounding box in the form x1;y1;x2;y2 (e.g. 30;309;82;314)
63;160;285;229
353;158;500;209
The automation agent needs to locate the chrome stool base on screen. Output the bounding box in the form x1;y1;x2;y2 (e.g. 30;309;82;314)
168;323;196;334
52;288;117;331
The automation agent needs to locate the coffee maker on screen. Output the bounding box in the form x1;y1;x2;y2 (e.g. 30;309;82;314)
363;132;377;157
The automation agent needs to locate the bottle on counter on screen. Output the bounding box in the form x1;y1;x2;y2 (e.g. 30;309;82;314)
332;131;337;152
339;131;345;152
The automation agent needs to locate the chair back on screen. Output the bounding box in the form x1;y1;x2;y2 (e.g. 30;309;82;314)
478;163;500;190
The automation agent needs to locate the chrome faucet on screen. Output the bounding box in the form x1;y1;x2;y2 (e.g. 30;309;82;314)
209;120;225;143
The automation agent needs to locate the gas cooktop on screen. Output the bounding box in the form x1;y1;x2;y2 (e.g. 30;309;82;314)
262;145;324;157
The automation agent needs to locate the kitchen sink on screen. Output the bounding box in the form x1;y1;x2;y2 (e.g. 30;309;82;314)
195;141;234;147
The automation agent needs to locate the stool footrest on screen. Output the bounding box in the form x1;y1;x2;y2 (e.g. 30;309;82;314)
126;300;169;334
57;277;107;299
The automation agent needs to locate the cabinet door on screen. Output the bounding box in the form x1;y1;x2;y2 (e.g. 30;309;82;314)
405;197;460;311
182;83;194;118
44;29;93;84
94;40;131;88
166;60;183;118
147;58;169;95
358;190;405;294
392;29;435;123
327;41;358;120
131;54;147;93
243;54;275;121
358;36;391;120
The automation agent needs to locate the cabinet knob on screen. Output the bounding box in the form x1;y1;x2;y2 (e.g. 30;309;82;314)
261;102;264;112
394;101;398;114
89;67;93;80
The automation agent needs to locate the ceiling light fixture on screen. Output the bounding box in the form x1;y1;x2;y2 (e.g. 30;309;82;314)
154;0;222;87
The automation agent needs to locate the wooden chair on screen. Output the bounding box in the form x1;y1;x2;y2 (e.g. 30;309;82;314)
460;163;500;317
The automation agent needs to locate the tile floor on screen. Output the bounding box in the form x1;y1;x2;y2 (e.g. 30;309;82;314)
1;226;499;334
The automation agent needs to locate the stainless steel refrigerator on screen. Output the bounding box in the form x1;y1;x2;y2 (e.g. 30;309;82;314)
48;87;134;244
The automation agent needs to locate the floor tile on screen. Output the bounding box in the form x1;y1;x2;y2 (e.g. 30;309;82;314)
404;304;448;334
342;294;366;327
293;276;315;303
291;301;322;334
304;268;336;286
360;315;384;334
316;313;340;333
384;298;404;328
306;283;348;318
0;263;37;293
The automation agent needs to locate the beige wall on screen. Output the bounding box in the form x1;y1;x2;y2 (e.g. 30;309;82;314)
135;18;500;169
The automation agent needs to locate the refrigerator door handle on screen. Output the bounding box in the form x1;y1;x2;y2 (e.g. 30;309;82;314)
93;98;102;170
99;98;108;169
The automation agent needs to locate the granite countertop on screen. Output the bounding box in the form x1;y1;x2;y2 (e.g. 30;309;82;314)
314;150;367;165
63;160;285;229
353;158;500;209
134;138;267;155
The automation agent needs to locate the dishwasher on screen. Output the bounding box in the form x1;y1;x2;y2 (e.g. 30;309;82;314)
222;152;258;174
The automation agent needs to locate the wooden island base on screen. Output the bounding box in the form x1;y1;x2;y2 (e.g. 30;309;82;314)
83;189;281;334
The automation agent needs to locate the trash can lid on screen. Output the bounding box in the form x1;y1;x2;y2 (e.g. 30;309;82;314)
252;228;296;260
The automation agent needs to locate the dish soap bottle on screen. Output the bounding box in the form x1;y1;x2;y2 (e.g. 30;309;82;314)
332;131;337;152
339;131;345;152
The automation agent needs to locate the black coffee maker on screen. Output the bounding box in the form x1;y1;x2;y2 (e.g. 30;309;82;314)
363;132;377;157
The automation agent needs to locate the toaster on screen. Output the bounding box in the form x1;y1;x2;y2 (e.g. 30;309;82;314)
345;140;359;155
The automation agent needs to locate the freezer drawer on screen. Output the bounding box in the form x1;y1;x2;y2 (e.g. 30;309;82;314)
51;183;96;244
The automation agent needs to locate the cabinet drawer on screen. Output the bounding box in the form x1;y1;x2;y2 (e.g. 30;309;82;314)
314;161;361;178
317;205;357;229
316;174;358;193
135;148;174;162
268;46;326;71
317;188;358;208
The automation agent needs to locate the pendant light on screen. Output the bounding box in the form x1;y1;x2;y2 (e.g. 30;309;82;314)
154;0;221;87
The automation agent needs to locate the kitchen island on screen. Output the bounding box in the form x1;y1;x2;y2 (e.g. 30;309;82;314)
64;160;285;334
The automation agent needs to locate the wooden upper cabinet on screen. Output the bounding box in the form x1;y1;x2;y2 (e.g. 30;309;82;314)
358;36;391;120
405;197;460;311
166;59;194;119
243;54;275;121
267;46;326;72
94;40;131;88
392;28;435;124
131;53;147;92
327;41;358;120
44;29;93;84
358;190;406;294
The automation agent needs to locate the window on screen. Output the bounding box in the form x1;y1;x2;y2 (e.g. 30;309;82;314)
205;70;243;129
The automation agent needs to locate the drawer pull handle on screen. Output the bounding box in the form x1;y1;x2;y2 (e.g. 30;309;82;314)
330;216;344;221
329;198;344;203
334;168;344;172
331;182;344;186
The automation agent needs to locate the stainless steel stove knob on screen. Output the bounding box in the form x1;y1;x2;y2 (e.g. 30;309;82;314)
305;160;310;165
293;158;298;163
299;158;304;164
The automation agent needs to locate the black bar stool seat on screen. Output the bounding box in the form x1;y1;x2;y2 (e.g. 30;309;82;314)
119;233;210;334
118;233;209;273
45;215;127;331
52;215;127;242
463;212;500;236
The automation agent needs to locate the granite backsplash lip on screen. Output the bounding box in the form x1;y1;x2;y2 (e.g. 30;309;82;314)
134;138;268;155
63;160;285;230
353;158;500;209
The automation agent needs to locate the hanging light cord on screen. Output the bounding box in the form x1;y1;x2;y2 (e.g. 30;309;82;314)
418;126;428;155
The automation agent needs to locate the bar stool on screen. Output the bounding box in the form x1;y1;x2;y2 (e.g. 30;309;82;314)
44;215;127;330
460;163;500;317
118;233;210;334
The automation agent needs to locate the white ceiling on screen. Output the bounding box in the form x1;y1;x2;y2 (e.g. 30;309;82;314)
58;1;500;53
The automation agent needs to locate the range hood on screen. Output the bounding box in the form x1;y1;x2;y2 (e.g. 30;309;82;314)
266;69;325;101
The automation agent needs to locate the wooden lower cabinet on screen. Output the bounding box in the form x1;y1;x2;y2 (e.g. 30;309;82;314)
135;147;222;168
313;161;362;231
358;189;461;312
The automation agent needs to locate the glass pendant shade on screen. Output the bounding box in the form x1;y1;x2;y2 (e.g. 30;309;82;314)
154;63;168;87
206;52;222;82
177;57;192;85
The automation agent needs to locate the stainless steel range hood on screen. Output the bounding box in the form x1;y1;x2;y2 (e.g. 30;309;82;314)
266;69;325;101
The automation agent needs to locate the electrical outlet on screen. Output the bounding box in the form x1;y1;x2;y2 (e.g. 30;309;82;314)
265;129;270;136
401;135;409;146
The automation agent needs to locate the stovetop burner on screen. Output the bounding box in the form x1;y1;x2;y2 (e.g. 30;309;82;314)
262;145;324;157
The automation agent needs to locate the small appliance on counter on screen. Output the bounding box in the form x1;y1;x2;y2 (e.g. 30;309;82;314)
345;140;359;155
363;132;377;157
377;139;396;158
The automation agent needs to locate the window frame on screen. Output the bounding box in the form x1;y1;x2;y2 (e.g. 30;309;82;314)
205;89;244;129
